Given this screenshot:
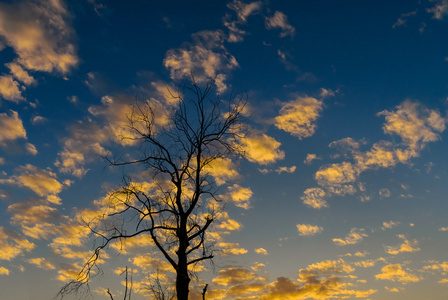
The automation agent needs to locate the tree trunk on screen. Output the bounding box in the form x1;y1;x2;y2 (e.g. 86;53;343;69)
176;219;190;300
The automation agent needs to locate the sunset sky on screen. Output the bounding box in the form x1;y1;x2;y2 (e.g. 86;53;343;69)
2;0;448;299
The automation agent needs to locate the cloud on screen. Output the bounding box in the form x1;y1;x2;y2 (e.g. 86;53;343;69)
204;157;239;186
27;257;56;270
375;264;420;283
385;234;420;255
224;0;263;42
392;11;417;28
297;224;323;236
217;242;248;255
238;131;285;165
265;11;296;37
226;184;252;209
255;248;268;255
439;227;448;232
301;187;328;209
5;62;35;85
304;100;446;208
56;83;178;177
164;30;238;93
381;221;400;230
0;75;24;102
427;0;448;20
275;96;323;139
333;228;368;246
0;0;78;73
378;100;446;154
0;110;27;145
213;267;267;286
0;227;35;261
304;153;320;164
275;165;296;174
315;162;359;187
4;164;64;204
0;267;9;275
379;188;391;198
7;201;62;239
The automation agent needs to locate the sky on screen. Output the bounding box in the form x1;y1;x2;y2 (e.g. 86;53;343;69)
1;0;448;299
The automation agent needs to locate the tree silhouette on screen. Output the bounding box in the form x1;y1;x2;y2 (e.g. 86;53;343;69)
58;78;247;300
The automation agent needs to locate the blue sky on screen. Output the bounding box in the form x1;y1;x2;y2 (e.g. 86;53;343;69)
1;0;448;299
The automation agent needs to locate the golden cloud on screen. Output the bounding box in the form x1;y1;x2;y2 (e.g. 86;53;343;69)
297;224;323;236
265;11;296;37
0;266;9;275
227;184;252;209
375;264;420;283
0;75;24;102
301;187;328;209
0;110;27;144
0;0;78;74
385;234;420;255
238;131;285;165
255;248;268;255
27;257;56;270
0;227;35;261
333;228;367;246
275;96;323;139
164;30;238;93
212;267;267;286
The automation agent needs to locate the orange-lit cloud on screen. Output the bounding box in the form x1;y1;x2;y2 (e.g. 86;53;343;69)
375;263;420;283
27;257;56;270
265;11;296;37
275;96;323;139
333;228;367;246
164;30;238;93
0;76;24;102
0;227;35;261
301;187;327;209
297;224;323;236
255;248;268;255
238;130;285;165
385;234;420;255
0;266;9;275
0;110;27;145
0;0;78;74
226;184;252;209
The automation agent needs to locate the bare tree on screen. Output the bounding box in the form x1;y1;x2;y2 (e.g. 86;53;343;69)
58;78;247;300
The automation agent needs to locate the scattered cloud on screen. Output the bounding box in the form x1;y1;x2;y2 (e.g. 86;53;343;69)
275;96;323;139
265;11;296;38
255;248;268;255
375;263;420;283
238;130;285;165
0;110;27;146
381;221;400;230
297;224;323;236
0;0;78;73
164;30;238;93
301;187;327;209
213;267;267;286
0;75;24;102
27;257;56;270
226;184;252;209
392;11;417;28
427;0;448;20
333;228;368;246
0;267;9;275
304;153;321;165
385;234;420;255
275;165;296;174
0;227;35;261
224;0;263;42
